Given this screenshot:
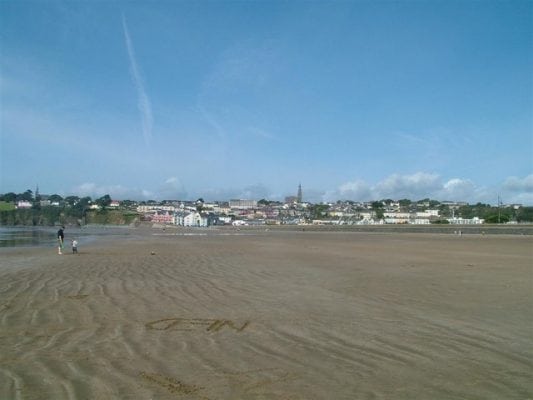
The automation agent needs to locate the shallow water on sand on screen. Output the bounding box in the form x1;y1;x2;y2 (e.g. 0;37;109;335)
0;226;137;248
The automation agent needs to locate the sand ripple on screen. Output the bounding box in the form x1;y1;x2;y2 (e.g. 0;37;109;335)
0;231;532;399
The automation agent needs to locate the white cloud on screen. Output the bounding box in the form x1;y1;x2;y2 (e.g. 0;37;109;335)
336;180;372;201
141;189;154;199
330;173;479;203
74;183;97;197
238;184;270;200
65;172;533;205
499;175;533;205
197;39;280;141
198;105;227;139
201;183;271;202
326;172;443;202
503;175;533;192
439;178;476;201
373;172;441;200
502;192;533;205
202;40;278;91
328;172;533;205
158;177;187;200
122;15;153;148
248;126;278;141
71;182;154;200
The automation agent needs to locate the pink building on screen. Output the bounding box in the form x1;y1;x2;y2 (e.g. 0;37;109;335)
150;211;174;224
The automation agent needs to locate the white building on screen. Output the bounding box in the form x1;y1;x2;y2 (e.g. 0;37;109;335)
384;212;410;224
416;209;440;218
175;211;211;227
229;199;257;210
137;205;175;213
16;201;32;209
412;218;431;225
447;217;484;225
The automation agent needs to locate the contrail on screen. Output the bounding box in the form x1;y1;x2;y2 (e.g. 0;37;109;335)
122;15;153;147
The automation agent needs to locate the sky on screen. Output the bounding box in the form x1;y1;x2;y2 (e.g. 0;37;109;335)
1;1;532;205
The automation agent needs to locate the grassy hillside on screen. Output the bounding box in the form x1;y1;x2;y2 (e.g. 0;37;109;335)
85;210;139;225
0;206;140;226
0;201;16;211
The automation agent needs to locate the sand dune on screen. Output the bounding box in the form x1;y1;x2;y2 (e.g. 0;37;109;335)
1;229;532;399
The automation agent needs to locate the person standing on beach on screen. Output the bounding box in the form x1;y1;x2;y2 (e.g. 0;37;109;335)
57;226;65;255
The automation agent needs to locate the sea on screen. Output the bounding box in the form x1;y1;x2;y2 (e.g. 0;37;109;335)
0;226;135;248
1;224;530;249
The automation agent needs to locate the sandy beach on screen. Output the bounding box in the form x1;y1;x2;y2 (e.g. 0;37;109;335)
1;228;532;399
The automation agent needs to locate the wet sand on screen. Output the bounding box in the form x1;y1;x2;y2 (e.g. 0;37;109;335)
1;229;532;399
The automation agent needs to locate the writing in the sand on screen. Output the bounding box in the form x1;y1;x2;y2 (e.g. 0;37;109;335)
146;318;250;333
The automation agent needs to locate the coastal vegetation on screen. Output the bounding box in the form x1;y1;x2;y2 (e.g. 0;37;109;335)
0;205;139;226
0;191;139;226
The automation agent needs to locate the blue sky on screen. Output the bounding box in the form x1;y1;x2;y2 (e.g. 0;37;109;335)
1;1;532;204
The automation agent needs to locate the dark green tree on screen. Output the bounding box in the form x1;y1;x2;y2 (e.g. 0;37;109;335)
65;196;81;206
96;194;112;208
398;199;411;207
457;205;474;219
49;194;63;203
371;201;384;219
309;204;330;220
196;198;205;212
438;204;452;218
485;214;510;224
515;207;533;222
18;190;33;201
1;192;17;202
65;197;91;219
121;200;136;209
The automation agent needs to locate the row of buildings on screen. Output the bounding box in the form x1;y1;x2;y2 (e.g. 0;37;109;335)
138;199;486;227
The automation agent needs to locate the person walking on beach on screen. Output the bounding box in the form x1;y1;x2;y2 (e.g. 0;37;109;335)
71;238;78;254
57;226;65;255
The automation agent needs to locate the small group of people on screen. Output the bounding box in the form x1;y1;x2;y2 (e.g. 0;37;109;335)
57;226;78;255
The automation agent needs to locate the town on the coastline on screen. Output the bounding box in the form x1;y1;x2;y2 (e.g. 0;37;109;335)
1;185;532;226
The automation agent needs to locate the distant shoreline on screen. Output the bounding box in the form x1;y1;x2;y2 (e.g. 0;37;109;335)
148;223;533;236
2;222;533;239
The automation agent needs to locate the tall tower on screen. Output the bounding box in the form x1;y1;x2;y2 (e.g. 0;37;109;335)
297;183;302;203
